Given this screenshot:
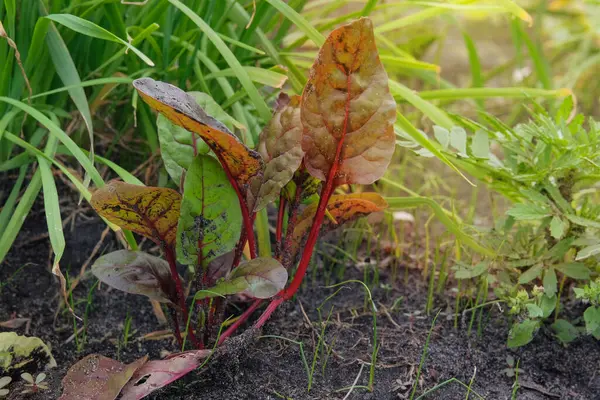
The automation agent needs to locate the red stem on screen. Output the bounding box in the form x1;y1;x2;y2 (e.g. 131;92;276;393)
254;63;352;328
164;246;203;349
217;299;263;345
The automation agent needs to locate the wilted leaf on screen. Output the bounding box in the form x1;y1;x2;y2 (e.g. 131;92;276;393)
195;257;287;300
177;155;242;267
0;332;56;376
92;250;177;303
255;95;304;211
59;354;147;400
91;181;181;246
133;78;263;188
120;350;211;400
292;193;387;253
301;18;396;186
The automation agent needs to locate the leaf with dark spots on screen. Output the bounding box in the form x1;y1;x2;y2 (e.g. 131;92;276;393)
133;78;264;187
91;181;180;246
176;155;242;268
292;193;388;254
255;95;305;211
301;18;396;186
158;92;238;185
120;350;211;400
91;250;178;303
194;257;287;300
59;354;148;400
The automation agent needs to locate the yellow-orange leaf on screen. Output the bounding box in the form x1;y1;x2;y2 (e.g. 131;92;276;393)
133;78;263;186
91;181;181;246
301;18;396;186
292;193;388;253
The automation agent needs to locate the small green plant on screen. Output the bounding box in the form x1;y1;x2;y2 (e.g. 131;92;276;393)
574;278;600;339
0;376;11;398
20;373;48;395
435;101;600;347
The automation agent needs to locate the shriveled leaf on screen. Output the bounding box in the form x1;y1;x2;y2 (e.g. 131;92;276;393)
177;155;242;267
301;18;396;186
292;193;387;253
59;354;147;400
0;332;56;376
133;78;263;188
256;95;304;211
120;350;211;400
196;257;287;300
91;250;177;303
91;181;180;246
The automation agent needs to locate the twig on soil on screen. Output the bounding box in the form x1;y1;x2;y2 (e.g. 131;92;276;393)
342;363;365;400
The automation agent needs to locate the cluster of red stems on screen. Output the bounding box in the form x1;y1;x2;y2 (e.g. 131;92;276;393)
90;17;396;351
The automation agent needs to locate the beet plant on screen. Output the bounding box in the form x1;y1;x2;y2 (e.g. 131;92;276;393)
60;17;396;398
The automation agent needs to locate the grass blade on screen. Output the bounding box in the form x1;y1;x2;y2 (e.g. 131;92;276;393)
168;0;271;121
389;80;454;129
45;14;154;66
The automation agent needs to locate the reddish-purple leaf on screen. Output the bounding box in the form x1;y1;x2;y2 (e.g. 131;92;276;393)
59;354;147;400
119;350;211;400
301;18;396;186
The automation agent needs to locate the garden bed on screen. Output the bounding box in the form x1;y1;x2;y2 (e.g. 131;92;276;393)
1;185;599;400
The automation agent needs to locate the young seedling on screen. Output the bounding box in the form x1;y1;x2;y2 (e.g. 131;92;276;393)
76;17;395;398
20;372;48;394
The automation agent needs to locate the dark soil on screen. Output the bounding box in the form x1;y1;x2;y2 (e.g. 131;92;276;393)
1;181;600;400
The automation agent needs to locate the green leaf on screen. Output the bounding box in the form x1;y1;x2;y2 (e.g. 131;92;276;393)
177;155;242;267
551;319;579;345
526;304;543;319
195;257;287;300
507;319;539;348
471;130;489;159
45;14;154;66
539;294;556;318
157;92;231;184
91;250;177;303
576;242;600;261
506;203;550;220
519;263;543;284
550;216;566;239
555;262;590;280
433;126;450;149
449;126;467;156
583;306;600;339
543;268;557;297
454;262;488;279
565;214;600;229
